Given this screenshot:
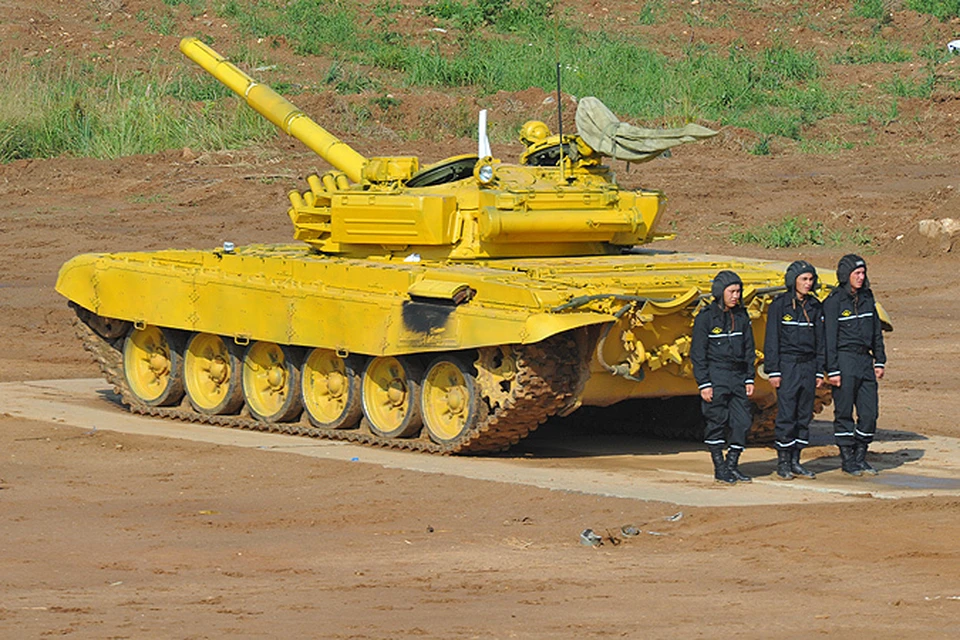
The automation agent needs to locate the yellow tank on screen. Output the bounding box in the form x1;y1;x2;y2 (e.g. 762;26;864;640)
55;39;887;453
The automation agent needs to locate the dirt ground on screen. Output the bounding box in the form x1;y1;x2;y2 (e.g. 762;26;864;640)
3;1;960;637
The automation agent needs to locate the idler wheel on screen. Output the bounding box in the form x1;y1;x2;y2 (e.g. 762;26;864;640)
184;333;244;415
122;325;185;407
361;356;423;438
421;355;482;444
301;348;363;429
241;341;303;422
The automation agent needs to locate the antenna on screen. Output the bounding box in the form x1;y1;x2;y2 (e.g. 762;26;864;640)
556;62;565;181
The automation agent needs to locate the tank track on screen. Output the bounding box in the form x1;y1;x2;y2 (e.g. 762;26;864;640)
73;314;583;455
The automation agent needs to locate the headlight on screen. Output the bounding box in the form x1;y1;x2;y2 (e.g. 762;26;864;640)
475;162;495;185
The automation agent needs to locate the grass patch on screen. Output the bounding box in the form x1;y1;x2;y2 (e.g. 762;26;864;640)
748;137;771;155
0;59;275;162
324;61;382;94
731;217;826;248
636;1;663;25
136;10;177;36
731;216;873;248
880;71;936;98
905;0;960;21
829;226;874;247
852;0;893;22
200;1;859;144
423;0;555;32
833;38;913;64
6;1;913;156
163;0;206;12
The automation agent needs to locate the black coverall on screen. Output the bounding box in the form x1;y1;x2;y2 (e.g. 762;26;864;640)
763;293;826;451
691;300;756;451
824;285;887;447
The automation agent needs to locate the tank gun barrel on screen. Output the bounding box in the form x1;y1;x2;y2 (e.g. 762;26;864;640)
179;37;367;183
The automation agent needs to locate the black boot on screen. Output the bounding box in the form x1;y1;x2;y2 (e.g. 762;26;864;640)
790;448;816;480
839;445;862;477
710;447;737;484
854;442;879;476
776;449;794;480
726;448;752;483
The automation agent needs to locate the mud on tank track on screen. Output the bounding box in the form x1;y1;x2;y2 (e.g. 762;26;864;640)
72;309;587;455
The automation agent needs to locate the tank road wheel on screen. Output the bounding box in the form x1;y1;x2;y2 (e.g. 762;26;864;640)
122;325;184;407
183;333;244;415
241;342;303;422
301;349;363;429
421;356;482;445
361;356;423;438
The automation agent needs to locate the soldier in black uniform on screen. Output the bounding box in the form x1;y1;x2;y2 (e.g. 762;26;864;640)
691;270;756;484
763;261;825;481
824;254;887;476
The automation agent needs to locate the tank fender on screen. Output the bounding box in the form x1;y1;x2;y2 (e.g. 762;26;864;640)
56;254;105;315
519;312;612;344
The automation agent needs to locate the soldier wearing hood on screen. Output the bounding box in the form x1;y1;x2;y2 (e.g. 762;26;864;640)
691;270;756;484
823;254;887;476
763;260;826;480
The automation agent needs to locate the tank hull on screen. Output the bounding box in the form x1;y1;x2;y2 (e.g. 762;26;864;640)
57;244;815;425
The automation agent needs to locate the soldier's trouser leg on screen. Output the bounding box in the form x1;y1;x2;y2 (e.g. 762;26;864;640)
853;354;879;444
794;360;817;449
774;358;816;450
832;353;860;448
702;382;731;450
773;370;799;451
727;383;752;452
853;354;880;474
788;361;819;479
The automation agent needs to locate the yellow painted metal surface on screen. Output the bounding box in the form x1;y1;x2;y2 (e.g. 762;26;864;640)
55;241;845;410
330;192;460;245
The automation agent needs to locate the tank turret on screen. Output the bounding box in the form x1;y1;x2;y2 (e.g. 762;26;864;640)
180;38;667;260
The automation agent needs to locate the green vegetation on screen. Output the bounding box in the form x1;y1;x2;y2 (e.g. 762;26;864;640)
730;217;872;248
905;0;960;21
636;1;663;25
137;10;177;36
0;60;275;162
129;193;169;204
833;38;912;64
423;0;555;32
324;61;382;94
2;0;955;162
852;0;892;22
880;71;936;99
163;0;206;11
207;0;862;142
749;138;771;156
731;217;825;248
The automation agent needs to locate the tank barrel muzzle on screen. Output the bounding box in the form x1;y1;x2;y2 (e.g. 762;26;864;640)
179;37;367;183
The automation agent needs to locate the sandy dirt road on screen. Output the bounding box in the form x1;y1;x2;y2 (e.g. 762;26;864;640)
2;387;960;638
